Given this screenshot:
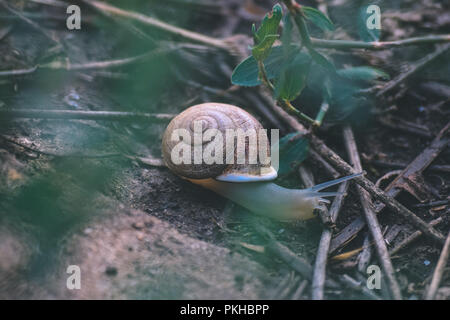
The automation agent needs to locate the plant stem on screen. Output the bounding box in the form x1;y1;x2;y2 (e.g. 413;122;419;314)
314;101;329;126
256;61;316;126
283;100;316;125
311;35;450;51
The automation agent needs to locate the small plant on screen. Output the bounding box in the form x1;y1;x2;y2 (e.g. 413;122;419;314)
231;3;390;128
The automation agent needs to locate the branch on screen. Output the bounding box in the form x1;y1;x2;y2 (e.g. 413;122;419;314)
85;0;228;50
390;217;444;256
312;180;349;300
376;43;450;97
311;35;450;51
0;47;184;77
0;109;175;122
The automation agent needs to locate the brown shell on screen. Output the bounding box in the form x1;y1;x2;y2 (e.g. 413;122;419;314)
161;103;276;181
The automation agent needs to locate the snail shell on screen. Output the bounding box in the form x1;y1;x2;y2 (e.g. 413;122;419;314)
162;103;277;181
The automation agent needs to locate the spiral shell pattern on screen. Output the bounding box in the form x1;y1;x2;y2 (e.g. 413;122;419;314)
162;103;271;180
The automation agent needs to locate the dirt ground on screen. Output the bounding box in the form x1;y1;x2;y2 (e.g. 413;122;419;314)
0;0;449;299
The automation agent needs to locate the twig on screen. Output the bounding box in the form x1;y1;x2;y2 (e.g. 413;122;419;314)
381;121;450;202
29;0;67;7
308;149;340;179
41;47;180;71
311;35;450;51
0;109;175;122
343;125;402;300
339;274;381;300
79;0;157;45
0;134;121;158
258;226;312;280
0;47;183;76
413;200;449;208
84;0;450;55
0;66;37;77
291;279;308;300
371;161;450;174
357;234;373;272
312;181;349;300
330;122;450;252
390;217;444;256
255;224;340;290
85;0;228;50
377;116;432;138
376;44;450;97
424;231;450;300
1;134;166;168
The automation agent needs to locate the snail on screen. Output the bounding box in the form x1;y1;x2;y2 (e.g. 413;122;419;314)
162;103;361;220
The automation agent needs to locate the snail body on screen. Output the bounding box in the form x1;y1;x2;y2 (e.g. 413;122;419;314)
162;103;360;220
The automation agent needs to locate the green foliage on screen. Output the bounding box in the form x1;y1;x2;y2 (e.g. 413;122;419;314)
231;3;389;124
309;49;336;73
337;66;390;83
232;46;290;87
324;66;389;121
302;6;334;32
275;133;309;176
252;35;279;61
281;13;293;52
251;4;283;61
275;52;311;101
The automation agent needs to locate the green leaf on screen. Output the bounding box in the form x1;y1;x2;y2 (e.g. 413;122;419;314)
251;4;283;61
326;78;371;122
337;66;390;83
232;46;291;87
309;49;335;73
281;13;293;52
276;133;309;176
252;34;279;61
275;52;311;101
254;4;283;44
302;6;334;32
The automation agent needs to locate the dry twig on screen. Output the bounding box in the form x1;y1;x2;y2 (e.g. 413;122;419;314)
343;125;402;300
331;122;450;252
424;231;450;300
0;109;174;123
